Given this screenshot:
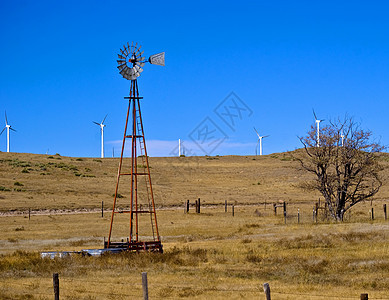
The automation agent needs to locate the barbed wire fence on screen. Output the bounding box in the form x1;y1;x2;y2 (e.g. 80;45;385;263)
2;273;389;299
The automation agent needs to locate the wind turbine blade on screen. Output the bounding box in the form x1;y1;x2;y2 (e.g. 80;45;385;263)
312;109;318;121
0;127;5;135
5;111;8;125
101;114;108;124
10;127;16;132
263;135;270;138
253;127;260;137
93;121;100;126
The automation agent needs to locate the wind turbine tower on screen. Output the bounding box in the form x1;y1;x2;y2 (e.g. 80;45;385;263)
93;114;107;158
313;110;324;147
253;127;269;156
1;112;16;153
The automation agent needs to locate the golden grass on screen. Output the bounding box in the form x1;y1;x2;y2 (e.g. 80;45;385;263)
0;152;389;299
0;206;388;299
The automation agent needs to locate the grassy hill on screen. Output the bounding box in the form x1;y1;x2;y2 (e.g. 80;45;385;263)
1;150;389;212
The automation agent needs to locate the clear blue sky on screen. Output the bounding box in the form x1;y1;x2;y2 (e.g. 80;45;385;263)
1;1;389;157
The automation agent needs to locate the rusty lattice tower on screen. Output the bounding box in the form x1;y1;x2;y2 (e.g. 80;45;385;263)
105;42;165;252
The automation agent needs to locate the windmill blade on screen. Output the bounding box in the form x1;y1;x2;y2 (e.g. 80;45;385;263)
123;45;129;55
101;114;108;124
136;62;145;68
5;111;8;125
136;51;144;59
0;127;5;135
312;109;318;121
118;54;126;60
135;45;142;56
134;65;144;74
136;49;143;58
126;67;135;76
10;127;16;132
120;66;129;76
149;52;165;66
117;64;126;71
117;62;126;69
255;139;259;155
263;135;270;138
120;48;127;56
93;121;100;126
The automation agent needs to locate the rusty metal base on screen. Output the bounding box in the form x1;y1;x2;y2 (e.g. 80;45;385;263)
104;241;163;253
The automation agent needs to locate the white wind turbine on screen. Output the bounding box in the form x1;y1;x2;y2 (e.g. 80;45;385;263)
254;127;269;156
0;111;16;152
313;110;324;147
340;131;345;147
93;114;107;158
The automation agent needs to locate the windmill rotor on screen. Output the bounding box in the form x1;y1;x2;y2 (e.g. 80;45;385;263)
117;42;165;81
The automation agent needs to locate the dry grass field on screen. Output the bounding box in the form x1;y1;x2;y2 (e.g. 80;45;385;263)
0;151;389;299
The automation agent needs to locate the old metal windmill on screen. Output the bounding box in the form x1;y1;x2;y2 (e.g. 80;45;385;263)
105;42;165;252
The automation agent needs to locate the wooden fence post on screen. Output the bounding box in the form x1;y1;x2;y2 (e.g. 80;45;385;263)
263;282;271;300
28;208;31;220
195;200;198;213
142;272;149;300
383;204;387;220
232;205;235;217
53;273;59;300
273;203;277;216
312;206;315;223
101;201;104;218
298;209;300;224
360;293;368;300
197;198;201;213
371;208;374;221
225;200;227;212
186;200;189;213
283;201;287;224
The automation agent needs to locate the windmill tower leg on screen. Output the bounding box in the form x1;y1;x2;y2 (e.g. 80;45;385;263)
106;79;162;253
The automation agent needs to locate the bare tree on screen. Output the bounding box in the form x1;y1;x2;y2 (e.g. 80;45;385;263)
296;117;385;221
